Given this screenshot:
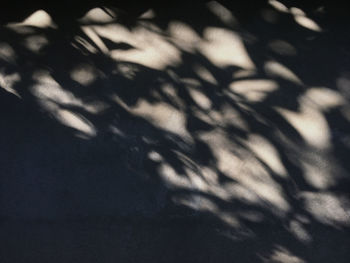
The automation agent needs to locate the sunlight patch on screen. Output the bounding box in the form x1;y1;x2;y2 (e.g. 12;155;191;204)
275;105;330;149
56;109;96;137
24;35;48;53
19;10;57;28
337;74;350;99
168;21;201;51
168;21;201;43
248;181;290;214
290;7;322;32
32;70;106;115
70;64;97;86
188;88;212;110
268;0;289;13
140;9;156;19
228;184;260;204
73;35;99;54
109;27;181;69
294;15;322;32
246;134;287;177
128;100;190;138
268;2;322;32
206;1;238;26
81;26;109;53
301;192;350;226
148;151;163;162
290;7;306;16
193;64;218;85
302;160;334;190
289;219;312;243
200;27;255;69
264;61;302;84
304;87;345;110
0;72;21;98
229;79;278;102
32;71;82;105
266;246;306;263
160;162;189;188
79;7;116;24
94;23;181;69
233;69;256;78
0;42;16;62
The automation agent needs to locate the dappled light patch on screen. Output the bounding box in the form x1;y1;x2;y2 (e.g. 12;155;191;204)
293;13;322;32
265;246;306;263
139;9;156;19
268;39;297;56
159;162;190;189
0;71;21;97
203;134;242;175
107;24;181;69
275;106;330;149
117;63;139;79
220;104;249;131
130;100;189;138
109;124;126;138
233;69;256;78
193;64;218;85
73;35;99;54
79;7;116;24
268;1;322;32
268;0;289;13
300;192;350;227
31;70;83;107
239;175;291;215
56;109;96;137
5;25;36;34
70;63;97;86
288;219;312;243
229;79;278;102
336;73;350;99
11;10;57;28
81;26;109;53
31;70;106;116
24;35;49;53
289;7;306;17
30;74;98;137
148;150;163;162
304;87;345;110
168;21;201;50
160;82;185;108
200;27;255;69
196;131;291;215
188;87;212;110
228;184;261;204
264;61;302;84
266;1;322;32
217;212;241;228
206;1;238;26
301;155;335;190
245;134;287;177
0;42;16;62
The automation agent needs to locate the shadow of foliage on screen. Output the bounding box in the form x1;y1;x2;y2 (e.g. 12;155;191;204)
0;1;350;262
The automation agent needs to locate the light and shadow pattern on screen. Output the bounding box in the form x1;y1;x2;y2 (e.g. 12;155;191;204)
0;1;350;262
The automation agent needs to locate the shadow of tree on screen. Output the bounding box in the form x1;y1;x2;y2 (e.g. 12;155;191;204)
0;1;350;262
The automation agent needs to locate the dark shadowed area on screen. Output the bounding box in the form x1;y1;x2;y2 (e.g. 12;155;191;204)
0;0;350;262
